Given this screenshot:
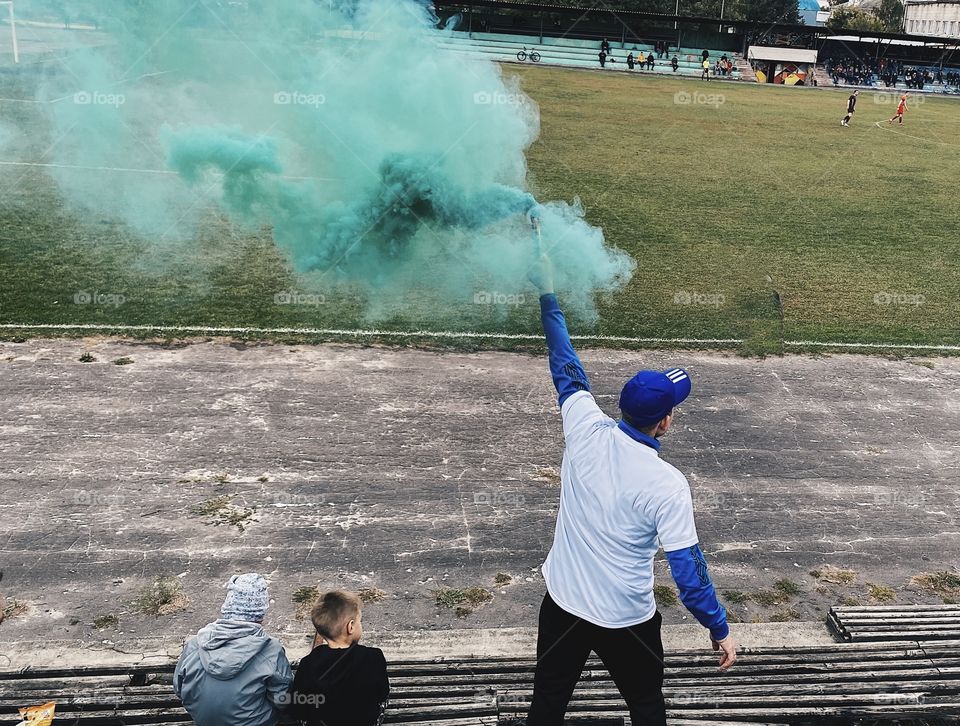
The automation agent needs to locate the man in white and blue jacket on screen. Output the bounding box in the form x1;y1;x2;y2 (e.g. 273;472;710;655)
527;257;737;726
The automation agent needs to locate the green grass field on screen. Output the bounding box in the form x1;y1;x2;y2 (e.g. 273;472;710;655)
1;65;958;353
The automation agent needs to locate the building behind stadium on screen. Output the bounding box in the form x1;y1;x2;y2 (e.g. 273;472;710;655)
903;0;960;37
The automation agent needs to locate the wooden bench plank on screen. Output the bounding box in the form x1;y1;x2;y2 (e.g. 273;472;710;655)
1;635;958;724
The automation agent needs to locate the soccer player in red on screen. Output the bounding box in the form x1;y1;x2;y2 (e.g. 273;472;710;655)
889;94;907;124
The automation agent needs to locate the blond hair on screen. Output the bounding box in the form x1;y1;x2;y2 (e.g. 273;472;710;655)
311;590;362;640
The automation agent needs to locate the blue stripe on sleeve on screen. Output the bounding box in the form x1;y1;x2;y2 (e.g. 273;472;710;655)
539;293;589;406
665;544;730;641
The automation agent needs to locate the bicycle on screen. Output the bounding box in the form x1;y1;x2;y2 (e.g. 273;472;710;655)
516;47;541;63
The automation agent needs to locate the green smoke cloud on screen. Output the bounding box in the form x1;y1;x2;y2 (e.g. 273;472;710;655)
28;0;634;320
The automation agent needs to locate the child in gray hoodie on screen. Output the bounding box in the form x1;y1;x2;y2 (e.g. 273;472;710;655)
174;573;293;726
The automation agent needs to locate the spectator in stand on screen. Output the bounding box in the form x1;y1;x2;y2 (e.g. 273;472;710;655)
671;55;679;73
599;49;607;68
714;59;723;76
701;58;710;80
601;38;611;54
289;590;389;726
647;52;656;70
627;52;635;70
174;574;293;726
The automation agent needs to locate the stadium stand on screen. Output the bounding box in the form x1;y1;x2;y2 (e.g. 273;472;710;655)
3;625;959;723
820;55;960;94
438;31;744;80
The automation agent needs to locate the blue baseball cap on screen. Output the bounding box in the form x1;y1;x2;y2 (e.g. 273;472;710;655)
619;368;692;428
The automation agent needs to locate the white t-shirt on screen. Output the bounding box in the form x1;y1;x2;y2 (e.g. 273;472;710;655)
541;390;700;628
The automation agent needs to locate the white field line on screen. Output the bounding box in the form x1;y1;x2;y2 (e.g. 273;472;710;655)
0;323;737;345
873;120;960;146
785;339;960;352
0;323;957;352
0;159;333;181
0;160;178;174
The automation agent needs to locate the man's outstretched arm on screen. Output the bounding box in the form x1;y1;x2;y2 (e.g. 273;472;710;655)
540;294;590;406
532;254;590;406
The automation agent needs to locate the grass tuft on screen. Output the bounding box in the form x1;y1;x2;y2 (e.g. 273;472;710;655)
773;579;802;597
292;586;319;606
768;608;803;622
810;565;857;585
653;585;679;608
750;589;790;607
867;583;897;603
131;577;189;617
190;495;255;530
912;571;960;596
436;586;493;616
2;599;28;620
722;590;749;605
94;614;119;629
358;587;386;603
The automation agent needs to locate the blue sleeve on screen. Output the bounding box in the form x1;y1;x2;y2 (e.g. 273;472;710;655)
539;293;590;407
665;544;729;641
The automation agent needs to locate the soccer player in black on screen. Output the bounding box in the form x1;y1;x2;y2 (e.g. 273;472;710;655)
841;90;858;127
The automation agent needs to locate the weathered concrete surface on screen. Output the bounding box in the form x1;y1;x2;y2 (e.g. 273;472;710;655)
0;622;835;670
0;339;958;653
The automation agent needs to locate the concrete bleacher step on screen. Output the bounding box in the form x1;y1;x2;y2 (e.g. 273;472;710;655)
2;638;959;724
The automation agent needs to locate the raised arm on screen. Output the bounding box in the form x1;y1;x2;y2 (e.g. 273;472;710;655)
540;293;590;406
532;254;590;406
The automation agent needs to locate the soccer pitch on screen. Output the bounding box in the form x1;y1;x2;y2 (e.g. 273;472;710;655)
1;65;958;353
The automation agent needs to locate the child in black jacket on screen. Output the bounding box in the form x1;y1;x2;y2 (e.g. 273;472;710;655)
289;590;389;726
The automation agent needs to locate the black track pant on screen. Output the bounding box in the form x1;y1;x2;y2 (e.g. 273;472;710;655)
526;592;667;726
